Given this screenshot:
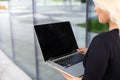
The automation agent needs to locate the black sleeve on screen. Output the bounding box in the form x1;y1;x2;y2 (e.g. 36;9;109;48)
82;36;110;80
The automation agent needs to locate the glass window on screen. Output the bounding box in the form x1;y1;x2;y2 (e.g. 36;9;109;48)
87;0;109;45
9;0;36;79
0;0;13;58
34;0;86;80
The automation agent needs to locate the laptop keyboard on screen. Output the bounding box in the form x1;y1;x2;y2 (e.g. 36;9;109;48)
54;53;84;68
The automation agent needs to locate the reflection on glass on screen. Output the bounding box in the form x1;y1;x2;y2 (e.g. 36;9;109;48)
0;1;13;58
9;0;36;79
35;0;86;80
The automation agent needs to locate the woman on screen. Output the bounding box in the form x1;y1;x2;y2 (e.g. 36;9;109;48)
59;0;120;80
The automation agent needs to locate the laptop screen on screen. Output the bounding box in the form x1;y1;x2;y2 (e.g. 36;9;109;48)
34;21;78;61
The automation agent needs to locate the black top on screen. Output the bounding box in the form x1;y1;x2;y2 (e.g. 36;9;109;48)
82;29;120;80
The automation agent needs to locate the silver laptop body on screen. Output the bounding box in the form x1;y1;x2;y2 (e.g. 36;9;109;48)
34;21;84;78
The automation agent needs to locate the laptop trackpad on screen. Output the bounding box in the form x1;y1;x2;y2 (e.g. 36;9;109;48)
64;62;84;77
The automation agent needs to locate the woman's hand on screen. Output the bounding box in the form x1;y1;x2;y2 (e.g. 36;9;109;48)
77;48;88;55
58;70;82;80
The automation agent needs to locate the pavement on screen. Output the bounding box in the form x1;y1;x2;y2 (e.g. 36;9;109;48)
0;50;32;80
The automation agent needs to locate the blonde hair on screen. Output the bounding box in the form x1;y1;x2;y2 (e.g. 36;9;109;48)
93;0;120;30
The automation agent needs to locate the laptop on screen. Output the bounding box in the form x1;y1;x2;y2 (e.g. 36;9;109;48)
34;21;84;78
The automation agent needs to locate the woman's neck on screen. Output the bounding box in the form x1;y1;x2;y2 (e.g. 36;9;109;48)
109;21;118;31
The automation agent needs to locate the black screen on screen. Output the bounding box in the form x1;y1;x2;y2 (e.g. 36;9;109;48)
34;21;78;61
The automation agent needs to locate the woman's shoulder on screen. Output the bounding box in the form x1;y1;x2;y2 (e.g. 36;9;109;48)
93;29;119;41
93;31;110;41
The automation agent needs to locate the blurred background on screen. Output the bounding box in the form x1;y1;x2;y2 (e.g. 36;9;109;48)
0;0;108;80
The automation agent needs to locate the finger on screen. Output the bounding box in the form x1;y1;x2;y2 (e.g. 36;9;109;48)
77;49;85;53
77;49;80;52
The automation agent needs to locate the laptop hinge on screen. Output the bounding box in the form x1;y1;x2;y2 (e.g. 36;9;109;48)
52;52;78;62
